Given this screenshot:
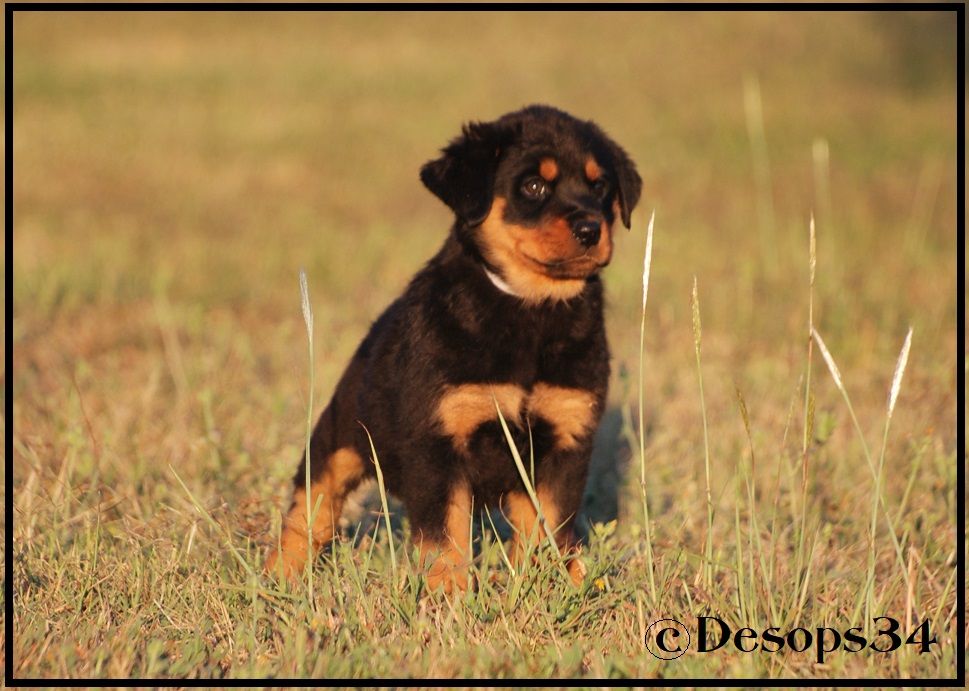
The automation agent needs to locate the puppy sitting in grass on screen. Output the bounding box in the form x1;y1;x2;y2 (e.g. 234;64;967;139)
266;105;642;592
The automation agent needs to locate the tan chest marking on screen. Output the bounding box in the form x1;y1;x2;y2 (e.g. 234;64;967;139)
437;382;597;451
527;383;598;450
437;383;527;447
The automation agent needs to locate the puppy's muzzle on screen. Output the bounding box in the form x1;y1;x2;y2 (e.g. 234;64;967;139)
571;218;602;248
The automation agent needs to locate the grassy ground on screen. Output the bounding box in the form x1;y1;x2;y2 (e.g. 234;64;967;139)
10;9;959;680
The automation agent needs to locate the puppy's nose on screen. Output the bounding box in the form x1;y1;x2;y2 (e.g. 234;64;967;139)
571;219;601;248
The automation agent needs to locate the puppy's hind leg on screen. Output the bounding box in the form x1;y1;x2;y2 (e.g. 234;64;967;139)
266;342;371;581
266;444;365;581
265;388;367;581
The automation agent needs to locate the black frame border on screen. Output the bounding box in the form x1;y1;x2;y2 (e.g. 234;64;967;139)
4;2;964;687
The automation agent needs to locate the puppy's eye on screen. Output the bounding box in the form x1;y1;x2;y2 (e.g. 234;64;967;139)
592;178;610;198
520;177;549;200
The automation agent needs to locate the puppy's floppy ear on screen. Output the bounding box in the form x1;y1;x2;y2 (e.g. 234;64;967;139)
420;120;513;226
608;142;643;229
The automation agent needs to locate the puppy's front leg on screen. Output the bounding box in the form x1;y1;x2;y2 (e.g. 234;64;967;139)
510;383;600;585
411;479;473;594
504;478;587;586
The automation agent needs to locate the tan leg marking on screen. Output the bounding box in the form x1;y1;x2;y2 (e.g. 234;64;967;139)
265;447;364;581
437;383;527;450
504;490;542;566
527;384;598;450
504;488;585;586
420;481;473;594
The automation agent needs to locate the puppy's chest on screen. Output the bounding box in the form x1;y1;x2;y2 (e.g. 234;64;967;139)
435;380;599;457
469;306;586;378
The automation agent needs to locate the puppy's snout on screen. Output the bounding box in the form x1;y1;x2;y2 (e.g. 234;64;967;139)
571;219;601;248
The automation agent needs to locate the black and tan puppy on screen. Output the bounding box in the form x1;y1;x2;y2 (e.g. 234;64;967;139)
266;105;641;591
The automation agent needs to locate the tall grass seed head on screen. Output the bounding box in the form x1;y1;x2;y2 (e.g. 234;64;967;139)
299;269;314;333
642;210;655;311
888;327;913;418
811;328;844;392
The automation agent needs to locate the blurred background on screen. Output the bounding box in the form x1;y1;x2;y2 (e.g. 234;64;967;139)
9;10;959;677
13;7;957;492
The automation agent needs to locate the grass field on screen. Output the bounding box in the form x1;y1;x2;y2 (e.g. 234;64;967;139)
10;9;960;680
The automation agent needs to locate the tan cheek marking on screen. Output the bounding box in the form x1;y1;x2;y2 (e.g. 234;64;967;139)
585;158;602;181
438;383;527;449
527;384;598;450
539;157;559;181
532;217;577;258
420;481;473;593
479;198;587;304
534;216;613;266
265;448;364;580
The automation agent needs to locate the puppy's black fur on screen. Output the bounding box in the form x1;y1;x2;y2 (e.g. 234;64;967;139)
267;105;641;590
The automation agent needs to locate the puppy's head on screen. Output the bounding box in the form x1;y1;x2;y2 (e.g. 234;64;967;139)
421;105;642;303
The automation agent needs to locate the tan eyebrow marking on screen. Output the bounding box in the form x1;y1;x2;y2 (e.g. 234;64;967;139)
584;158;602;181
539;157;559;181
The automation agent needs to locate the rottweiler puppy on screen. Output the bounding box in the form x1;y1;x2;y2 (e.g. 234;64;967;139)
266;104;642;591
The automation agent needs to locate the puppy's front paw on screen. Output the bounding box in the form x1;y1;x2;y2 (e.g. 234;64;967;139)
426;557;470;594
264;532;310;584
566;554;587;586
